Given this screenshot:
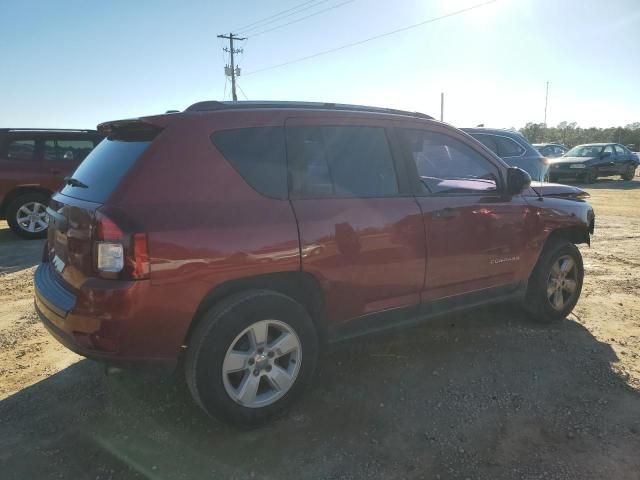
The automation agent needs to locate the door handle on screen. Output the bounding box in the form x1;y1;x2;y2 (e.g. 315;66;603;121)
433;208;459;219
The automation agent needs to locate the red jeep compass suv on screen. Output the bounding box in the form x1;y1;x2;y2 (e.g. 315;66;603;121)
34;101;595;425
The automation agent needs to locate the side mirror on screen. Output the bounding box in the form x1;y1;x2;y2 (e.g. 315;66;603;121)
63;151;74;160
600;152;611;159
506;167;531;195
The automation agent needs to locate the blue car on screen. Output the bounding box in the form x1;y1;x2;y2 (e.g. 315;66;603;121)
548;143;639;183
462;128;548;181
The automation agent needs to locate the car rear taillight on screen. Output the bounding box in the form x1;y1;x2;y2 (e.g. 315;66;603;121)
94;212;149;280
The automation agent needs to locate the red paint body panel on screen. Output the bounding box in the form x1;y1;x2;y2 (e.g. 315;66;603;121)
292;197;425;323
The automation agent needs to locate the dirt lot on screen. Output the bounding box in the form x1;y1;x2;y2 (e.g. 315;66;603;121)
1;178;639;480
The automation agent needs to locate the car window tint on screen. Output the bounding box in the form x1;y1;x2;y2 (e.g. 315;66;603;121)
55;139;95;161
6;139;36;160
603;145;614;155
472;134;499;155
494;136;525;157
44;140;58;161
212;127;287;199
287;126;398;198
614;145;626;156
398;129;499;194
60;139;151;203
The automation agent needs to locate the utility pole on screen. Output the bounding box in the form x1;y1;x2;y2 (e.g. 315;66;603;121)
218;33;246;101
440;92;444;122
543;81;549;126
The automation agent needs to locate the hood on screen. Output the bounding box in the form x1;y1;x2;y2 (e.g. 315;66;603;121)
550;156;596;164
529;181;589;199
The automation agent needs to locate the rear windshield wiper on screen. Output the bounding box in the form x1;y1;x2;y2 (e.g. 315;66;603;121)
64;177;89;188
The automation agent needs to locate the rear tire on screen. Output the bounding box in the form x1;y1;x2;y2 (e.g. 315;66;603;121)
185;290;318;427
6;193;50;239
523;240;584;324
621;164;636;181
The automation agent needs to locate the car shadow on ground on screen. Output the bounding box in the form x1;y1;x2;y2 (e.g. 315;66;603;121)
0;223;44;274
2;306;639;479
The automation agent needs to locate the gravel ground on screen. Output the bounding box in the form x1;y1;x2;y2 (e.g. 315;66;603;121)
1;177;639;480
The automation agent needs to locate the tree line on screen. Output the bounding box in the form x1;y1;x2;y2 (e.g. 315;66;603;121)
519;122;640;151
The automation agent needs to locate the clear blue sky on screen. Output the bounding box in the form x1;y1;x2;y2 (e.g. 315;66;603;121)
1;0;639;130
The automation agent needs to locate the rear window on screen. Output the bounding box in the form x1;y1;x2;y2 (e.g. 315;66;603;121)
494;136;526;157
60;138;150;203
211;127;287;199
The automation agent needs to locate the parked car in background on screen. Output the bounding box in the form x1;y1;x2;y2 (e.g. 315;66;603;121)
462;128;548;181
0;129;103;238
533;143;568;158
548;143;639;183
35;101;594;426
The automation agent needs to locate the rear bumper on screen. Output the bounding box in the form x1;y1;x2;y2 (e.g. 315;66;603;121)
34;262;183;365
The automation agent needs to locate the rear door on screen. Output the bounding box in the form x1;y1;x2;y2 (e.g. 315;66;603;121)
599;145;617;175
613;144;629;173
286;117;425;324
395;123;530;302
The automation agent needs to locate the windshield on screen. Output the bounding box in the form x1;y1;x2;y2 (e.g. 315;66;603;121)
565;145;604;157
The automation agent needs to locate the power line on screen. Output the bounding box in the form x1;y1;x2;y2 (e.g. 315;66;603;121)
237;82;249;100
244;0;497;76
233;0;325;34
239;0;333;35
249;0;354;38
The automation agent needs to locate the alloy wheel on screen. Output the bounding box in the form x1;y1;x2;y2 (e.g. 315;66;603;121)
16;202;48;233
222;319;302;408
547;255;578;311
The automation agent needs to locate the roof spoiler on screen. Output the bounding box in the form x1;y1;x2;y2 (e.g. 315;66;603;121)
97;119;163;141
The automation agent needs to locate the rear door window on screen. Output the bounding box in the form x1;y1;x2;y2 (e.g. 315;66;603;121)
494;136;526;157
614;145;626;156
56;139;96;162
471;134;499;155
287;126;398;198
60;139;151;203
211;127;287;199
43;139;96;161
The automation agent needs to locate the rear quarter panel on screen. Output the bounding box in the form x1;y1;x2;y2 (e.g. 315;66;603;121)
106;112;301;352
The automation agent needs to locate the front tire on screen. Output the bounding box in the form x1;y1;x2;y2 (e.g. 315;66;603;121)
6;193;50;239
185;290;318;426
523;240;584;323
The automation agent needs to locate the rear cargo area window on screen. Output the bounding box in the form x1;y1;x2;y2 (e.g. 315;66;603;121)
211;127;287;199
60;139;150;203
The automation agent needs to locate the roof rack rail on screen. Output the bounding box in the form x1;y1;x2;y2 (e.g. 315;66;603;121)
184;100;433;120
0;128;97;133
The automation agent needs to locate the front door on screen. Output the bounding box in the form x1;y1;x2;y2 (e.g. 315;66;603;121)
286;117;426;324
395;124;530;302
